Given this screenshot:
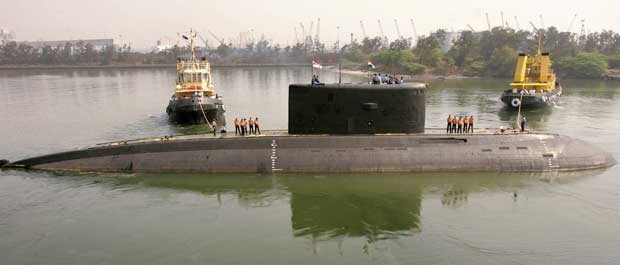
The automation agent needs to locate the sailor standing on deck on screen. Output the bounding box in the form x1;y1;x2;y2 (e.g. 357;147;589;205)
458;116;464;134
212;119;217;136
463;116;469;134
446;115;452;134
245;118;250;135
451;116;457;133
520;116;527;132
254;117;261;134
249;118;255;135
234;118;240;135
240;119;246;136
468;116;474;133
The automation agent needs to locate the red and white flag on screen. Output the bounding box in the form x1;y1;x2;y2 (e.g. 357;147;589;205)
312;60;322;69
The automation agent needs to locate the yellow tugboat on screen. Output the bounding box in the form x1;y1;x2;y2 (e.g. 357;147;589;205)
501;31;562;108
166;29;226;128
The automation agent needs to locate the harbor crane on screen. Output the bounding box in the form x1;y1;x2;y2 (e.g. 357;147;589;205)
299;23;306;40
360;20;368;38
501;11;505;28
377;19;388;45
567;13;578;32
315;18;321;44
410;19;419;40
485;13;491;30
207;30;225;46
529;21;539;32
514;16;521;31
394;19;403;39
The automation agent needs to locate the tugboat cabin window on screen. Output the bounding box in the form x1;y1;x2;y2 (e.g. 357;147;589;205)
180;73;206;83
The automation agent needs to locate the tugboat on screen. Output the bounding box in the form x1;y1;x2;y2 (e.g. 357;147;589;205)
166;29;226;128
501;31;562;109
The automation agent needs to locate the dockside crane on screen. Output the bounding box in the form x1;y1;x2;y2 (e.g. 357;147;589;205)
410;19;418;41
501;11;505;28
360;20;368;39
394;19;403;39
378;19;388;45
208;30;225;46
529;21;539;32
567;13;578;33
315;18;321;44
485;13;491;31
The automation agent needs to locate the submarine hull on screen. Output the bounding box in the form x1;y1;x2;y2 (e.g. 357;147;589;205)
5;133;615;173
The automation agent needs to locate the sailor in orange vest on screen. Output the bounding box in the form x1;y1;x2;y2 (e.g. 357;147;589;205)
234;118;240;135
468;116;474;133
254;117;261;135
240;119;246;136
451;116;457;133
458;116;464;134
249;118;255;135
446;115;452;134
463;116;469;134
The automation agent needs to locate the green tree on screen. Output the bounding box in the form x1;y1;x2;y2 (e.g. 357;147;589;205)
556;52;608;78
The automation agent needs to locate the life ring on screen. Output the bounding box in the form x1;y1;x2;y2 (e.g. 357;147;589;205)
511;98;521;107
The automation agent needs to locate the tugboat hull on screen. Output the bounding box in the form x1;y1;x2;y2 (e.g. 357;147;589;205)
166;96;226;125
501;84;562;109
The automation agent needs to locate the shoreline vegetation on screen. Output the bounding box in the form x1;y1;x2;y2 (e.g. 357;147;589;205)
2;26;620;79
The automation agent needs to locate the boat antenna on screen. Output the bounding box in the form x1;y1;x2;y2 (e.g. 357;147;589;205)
537;30;542;55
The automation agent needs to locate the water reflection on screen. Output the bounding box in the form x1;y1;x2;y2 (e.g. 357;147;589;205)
113;172;595;244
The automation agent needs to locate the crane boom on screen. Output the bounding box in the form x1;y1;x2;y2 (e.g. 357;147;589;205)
514;16;521;31
567;13;578;32
529;21;539;32
360;20;368;38
467;24;475;32
501;11;505;28
410;19;418;40
394;19;402;39
315;18;320;42
485;13;491;31
207;30;225;45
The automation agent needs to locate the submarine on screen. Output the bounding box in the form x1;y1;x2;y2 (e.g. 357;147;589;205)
2;83;616;173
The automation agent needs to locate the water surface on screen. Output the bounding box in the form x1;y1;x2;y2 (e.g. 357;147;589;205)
1;67;619;264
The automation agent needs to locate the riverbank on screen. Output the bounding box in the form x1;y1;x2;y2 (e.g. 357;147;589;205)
0;63;310;71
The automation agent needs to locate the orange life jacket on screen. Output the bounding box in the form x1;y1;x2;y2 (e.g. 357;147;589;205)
250;120;255;126
240;121;246;127
255;119;259;125
451;118;457;125
458;118;464;126
447;116;452;123
469;117;474;124
234;119;239;126
464;119;469;125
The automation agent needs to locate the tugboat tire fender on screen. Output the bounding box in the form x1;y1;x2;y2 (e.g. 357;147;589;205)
511;98;521;107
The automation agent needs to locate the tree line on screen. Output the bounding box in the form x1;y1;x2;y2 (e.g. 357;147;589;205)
2;27;620;78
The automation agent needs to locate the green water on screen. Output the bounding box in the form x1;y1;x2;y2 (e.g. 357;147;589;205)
1;67;619;264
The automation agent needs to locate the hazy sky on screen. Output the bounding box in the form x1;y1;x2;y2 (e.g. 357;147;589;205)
1;0;618;50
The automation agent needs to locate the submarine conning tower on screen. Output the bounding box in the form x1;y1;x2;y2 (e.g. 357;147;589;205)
288;83;427;134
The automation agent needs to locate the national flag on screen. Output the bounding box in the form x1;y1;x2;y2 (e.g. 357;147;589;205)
312;60;322;69
367;60;376;69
